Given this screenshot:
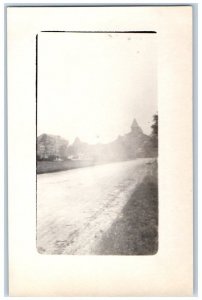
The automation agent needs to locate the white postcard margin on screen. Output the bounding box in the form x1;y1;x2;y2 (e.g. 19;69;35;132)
7;6;193;296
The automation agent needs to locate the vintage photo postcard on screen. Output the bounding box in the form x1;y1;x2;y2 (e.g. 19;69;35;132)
7;6;193;296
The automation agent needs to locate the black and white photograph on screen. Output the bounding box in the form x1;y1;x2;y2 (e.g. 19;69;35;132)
7;5;194;296
36;31;158;255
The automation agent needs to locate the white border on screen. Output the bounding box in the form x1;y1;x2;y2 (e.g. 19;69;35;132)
1;0;200;299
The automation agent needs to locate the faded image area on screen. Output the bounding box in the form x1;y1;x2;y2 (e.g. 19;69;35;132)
37;32;158;255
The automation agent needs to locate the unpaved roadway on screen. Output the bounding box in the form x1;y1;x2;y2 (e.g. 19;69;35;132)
37;158;155;254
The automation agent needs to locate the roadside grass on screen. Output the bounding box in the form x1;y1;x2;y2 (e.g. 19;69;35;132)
37;160;95;174
94;161;158;255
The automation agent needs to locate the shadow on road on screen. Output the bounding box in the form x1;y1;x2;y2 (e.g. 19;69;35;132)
94;172;158;255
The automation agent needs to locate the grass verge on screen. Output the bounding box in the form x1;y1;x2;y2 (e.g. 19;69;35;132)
94;161;158;255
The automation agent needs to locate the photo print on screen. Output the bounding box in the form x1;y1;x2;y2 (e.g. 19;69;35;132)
36;31;158;255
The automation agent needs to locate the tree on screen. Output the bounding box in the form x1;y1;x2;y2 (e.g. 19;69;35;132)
59;144;68;160
151;114;158;136
151;114;158;155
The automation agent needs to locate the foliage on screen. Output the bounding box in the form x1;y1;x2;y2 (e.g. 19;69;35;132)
150;114;158;155
151;114;158;136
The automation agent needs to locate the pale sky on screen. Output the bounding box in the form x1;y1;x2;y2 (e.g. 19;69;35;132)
38;32;157;144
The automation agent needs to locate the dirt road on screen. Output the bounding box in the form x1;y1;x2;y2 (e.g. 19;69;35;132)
37;158;156;254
